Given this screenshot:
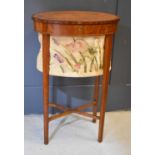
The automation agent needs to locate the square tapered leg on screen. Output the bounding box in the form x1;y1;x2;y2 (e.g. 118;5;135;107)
98;34;113;142
42;33;50;144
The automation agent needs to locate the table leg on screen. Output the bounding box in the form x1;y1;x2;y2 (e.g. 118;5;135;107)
98;34;113;142
92;76;100;123
42;33;50;144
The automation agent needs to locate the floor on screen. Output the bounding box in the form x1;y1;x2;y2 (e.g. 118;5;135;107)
24;111;131;155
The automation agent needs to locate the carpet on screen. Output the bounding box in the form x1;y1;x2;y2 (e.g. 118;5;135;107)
24;111;130;155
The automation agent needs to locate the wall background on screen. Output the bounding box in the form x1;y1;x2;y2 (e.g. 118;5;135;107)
24;0;131;114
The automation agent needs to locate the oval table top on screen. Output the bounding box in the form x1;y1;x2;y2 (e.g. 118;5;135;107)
32;11;120;25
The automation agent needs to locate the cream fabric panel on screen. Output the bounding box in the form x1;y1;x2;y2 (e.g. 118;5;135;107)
37;34;106;77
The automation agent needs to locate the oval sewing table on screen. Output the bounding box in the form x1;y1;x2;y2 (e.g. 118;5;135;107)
32;11;120;144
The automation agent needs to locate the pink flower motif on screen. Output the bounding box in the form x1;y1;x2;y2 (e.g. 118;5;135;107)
74;63;81;70
65;40;88;53
53;53;64;63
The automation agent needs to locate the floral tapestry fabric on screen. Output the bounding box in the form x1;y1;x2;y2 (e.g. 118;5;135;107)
37;34;106;77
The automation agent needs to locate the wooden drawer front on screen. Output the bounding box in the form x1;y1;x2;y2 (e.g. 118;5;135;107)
34;21;117;36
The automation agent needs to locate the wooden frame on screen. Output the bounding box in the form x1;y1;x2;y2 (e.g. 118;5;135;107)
32;11;119;144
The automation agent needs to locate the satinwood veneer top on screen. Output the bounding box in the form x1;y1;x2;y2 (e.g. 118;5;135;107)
32;11;120;25
32;11;120;36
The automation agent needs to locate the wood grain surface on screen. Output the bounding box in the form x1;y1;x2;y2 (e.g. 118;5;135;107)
32;11;120;24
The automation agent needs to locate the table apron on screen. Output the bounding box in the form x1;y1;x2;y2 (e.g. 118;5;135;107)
33;21;118;36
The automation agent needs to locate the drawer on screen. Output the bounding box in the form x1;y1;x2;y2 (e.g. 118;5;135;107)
34;21;118;36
